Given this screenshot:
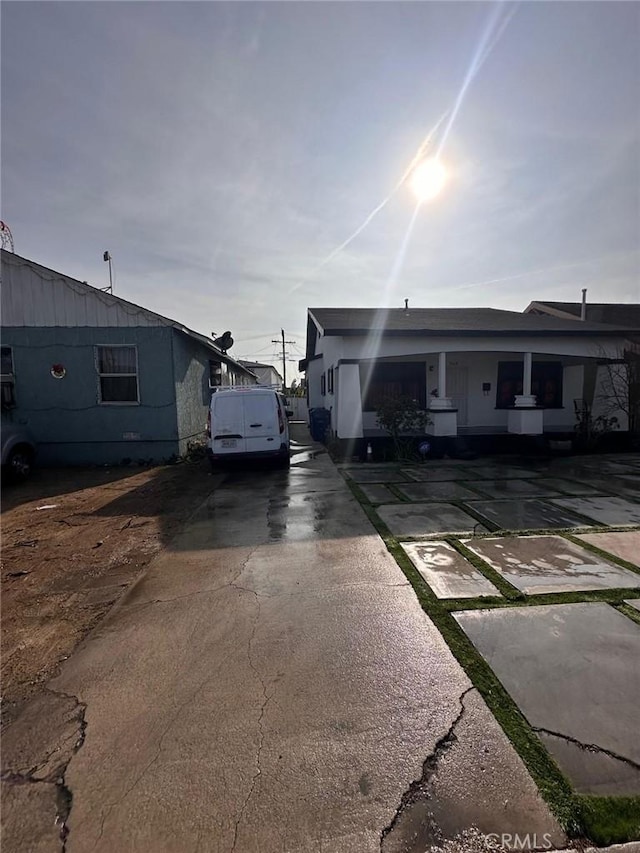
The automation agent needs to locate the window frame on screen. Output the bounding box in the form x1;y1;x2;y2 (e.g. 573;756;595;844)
1;345;16;409
208;359;223;389
327;366;334;394
320;372;326;396
361;362;426;412
495;360;564;409
95;345;140;405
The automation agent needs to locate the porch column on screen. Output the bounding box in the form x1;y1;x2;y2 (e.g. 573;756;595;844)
427;352;457;436
508;351;542;434
514;352;536;408
430;352;453;410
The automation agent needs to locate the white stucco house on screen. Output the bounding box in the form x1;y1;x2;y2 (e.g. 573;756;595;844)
298;306;639;452
238;360;284;389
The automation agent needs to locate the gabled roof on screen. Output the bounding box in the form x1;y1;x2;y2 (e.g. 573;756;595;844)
1;250;253;374
525;300;640;328
301;305;637;368
309;306;636;335
239;360;283;378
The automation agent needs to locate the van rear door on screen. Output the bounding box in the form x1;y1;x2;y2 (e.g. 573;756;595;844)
211;394;246;454
244;391;279;454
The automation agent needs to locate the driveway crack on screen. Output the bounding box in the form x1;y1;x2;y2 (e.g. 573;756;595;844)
380;686;475;850
231;574;270;851
0;687;89;852
532;726;640;770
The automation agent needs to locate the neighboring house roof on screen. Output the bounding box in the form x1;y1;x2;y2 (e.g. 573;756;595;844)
525;300;640;328
301;306;638;369
1;250;253;375
238;360;284;379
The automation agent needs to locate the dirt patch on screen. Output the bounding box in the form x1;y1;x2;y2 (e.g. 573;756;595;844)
1;458;219;726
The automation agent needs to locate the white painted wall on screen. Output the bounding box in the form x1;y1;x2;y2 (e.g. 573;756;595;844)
307;359;324;411
338;333;623;361
337;363;363;438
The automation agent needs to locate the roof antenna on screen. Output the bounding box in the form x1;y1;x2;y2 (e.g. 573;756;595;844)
581;288;587;321
404;298;409;311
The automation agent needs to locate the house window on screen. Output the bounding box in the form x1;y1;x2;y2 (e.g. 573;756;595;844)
362;362;426;411
496;361;563;408
96;346;139;403
320;372;326;396
327;366;334;394
1;346;16;409
209;359;223;388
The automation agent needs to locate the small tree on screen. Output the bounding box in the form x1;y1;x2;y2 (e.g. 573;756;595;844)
595;339;640;445
376;396;430;461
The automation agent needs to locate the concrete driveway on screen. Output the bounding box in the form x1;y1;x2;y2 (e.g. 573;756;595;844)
1;427;563;853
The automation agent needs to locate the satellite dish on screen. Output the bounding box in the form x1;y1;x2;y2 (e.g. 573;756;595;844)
213;331;234;353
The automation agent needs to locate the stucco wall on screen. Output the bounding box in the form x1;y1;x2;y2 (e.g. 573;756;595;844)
2;326;179;465
338;333;623;361
172;330;211;456
307;359;324;411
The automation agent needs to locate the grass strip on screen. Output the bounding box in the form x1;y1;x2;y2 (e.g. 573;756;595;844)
614;602;640;626
446;537;523;600
562;533;640;578
576;795;640;845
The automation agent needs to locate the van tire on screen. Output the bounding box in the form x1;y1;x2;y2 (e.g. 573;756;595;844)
4;445;34;482
277;454;290;470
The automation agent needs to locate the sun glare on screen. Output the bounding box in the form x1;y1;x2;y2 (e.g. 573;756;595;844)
409;158;448;203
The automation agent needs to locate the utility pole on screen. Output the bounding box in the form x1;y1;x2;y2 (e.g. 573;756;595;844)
272;329;295;391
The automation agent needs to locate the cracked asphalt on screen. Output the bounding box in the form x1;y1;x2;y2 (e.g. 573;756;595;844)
2;428;564;852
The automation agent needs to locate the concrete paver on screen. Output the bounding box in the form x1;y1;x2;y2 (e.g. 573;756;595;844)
1;438;563;852
462;535;640;595
346;469;408;483
454;603;640;794
575;531;640;568
465;466;543;480
400;541;500;599
465;479;559;498
401;467;473;482
531;478;606;496
463;499;588;531
395;481;483;502
357;483;399;503
377;503;487;538
552;496;640;526
626;599;640;612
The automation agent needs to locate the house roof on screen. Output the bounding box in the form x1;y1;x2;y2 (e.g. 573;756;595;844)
1;250;253;375
300;305;637;369
238;360;283;378
309;306;637;335
525;300;640;327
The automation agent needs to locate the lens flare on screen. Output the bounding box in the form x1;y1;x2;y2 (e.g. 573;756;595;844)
409;158;448;203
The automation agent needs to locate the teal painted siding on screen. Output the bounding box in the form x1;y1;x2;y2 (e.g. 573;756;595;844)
2;326;179;465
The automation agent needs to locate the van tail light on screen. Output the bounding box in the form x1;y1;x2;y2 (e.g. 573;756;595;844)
206;410;211;438
277;402;285;434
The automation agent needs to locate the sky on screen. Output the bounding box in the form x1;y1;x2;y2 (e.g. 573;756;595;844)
2;1;639;378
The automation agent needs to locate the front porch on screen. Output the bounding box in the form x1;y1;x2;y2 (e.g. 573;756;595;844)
342;348;619;442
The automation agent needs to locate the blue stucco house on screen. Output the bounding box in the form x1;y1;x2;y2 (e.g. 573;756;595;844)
1;250;256;465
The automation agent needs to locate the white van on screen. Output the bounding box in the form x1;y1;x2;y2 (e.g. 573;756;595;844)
207;387;290;469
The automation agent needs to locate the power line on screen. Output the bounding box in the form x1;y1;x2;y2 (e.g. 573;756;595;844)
272;329;295;390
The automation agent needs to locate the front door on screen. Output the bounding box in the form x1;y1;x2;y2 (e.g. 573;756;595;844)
447;364;468;426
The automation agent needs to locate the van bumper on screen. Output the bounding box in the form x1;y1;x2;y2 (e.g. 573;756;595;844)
207;444;289;462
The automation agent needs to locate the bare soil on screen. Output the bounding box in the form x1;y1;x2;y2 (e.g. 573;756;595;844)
1;457;217;726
